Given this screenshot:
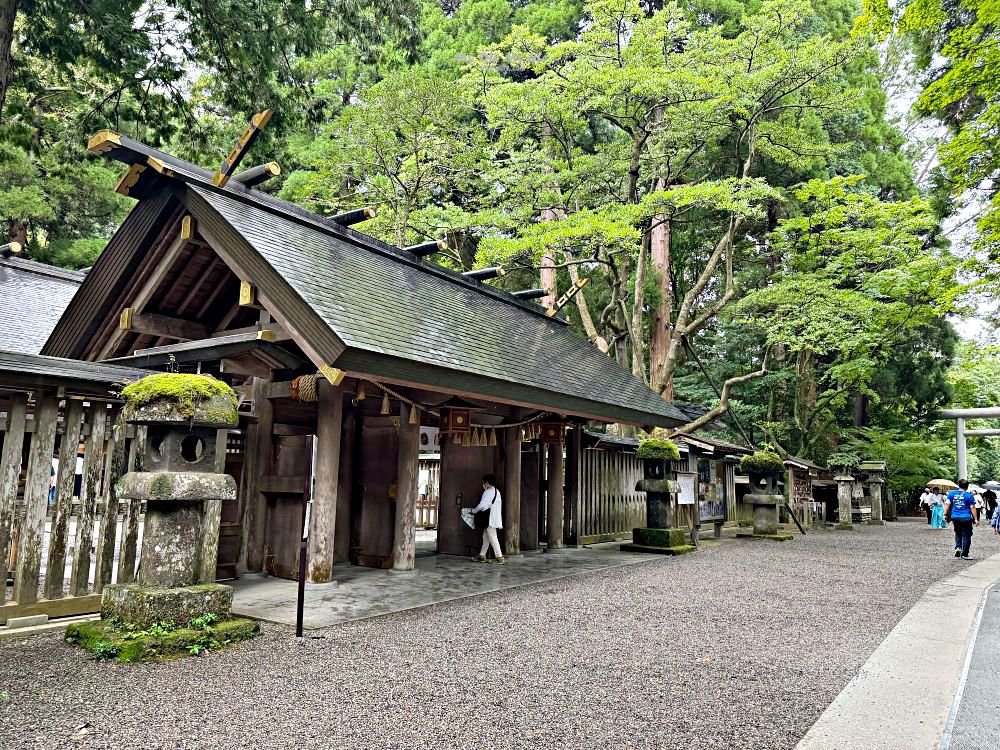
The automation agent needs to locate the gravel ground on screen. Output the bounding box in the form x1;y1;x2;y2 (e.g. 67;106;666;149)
2;520;996;750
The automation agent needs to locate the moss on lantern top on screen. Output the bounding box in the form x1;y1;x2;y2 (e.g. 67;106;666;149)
120;373;238;426
636;438;680;461
739;450;785;475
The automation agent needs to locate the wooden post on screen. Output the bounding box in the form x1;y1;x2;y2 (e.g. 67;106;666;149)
0;394;27;605
117;425;146;584
71;405;107;596
45;400;85;600
546;443;565;551
196;428;229;583
503;427;521;555
307;379;342;583
335;410;355;563
392;403;420;571
565;427;582;547
94;409;126;593
243;377;273;572
13;397;59;604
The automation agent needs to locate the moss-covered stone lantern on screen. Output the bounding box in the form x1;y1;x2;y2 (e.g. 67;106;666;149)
67;374;258;662
621;438;694;556
737;451;793;541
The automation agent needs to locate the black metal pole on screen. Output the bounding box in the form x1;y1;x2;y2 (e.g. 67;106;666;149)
295;435;315;638
783;502;807;535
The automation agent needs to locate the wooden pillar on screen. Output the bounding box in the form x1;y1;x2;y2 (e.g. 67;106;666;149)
13;397;59;604
546;442;565;551
94;409;126;594
565;427;582;547
45;399;85;600
70;404;106;597
117;424;146;584
196;428;229;583
241;377;273;573
503;428;521;556
307;379;343;583
335;409;355;563
392;403;420;571
0;394;27;605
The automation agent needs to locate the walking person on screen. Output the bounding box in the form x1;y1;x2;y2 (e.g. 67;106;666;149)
470;474;505;565
945;479;978;559
931;488;947;528
919;486;935;524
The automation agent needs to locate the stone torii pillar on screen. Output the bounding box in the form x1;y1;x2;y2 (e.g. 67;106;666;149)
835;475;854;530
860;460;887;525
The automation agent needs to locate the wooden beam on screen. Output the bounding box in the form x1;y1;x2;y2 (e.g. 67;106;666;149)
146;156;175;178
212;109;273;188
259;474;305;495
175;256;222;317
214;301;242;332
97;222;192;360
233;162;281;187
0;594;102;626
114;163;146;197
546;277;589;318
220;357;272;378
120;309;209;341
239;281;257;307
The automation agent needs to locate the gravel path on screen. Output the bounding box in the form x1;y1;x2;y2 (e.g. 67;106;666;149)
2;520;996;750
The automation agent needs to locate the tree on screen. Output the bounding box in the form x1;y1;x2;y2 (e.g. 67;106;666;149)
734;176;961;457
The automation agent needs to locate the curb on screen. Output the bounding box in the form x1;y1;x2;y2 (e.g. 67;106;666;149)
795;552;1000;750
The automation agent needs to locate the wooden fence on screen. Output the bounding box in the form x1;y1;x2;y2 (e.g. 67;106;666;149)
578;448;645;544
416;459;439;528
1;395;146;624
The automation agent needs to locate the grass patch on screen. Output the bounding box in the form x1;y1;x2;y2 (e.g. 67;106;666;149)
65;617;259;663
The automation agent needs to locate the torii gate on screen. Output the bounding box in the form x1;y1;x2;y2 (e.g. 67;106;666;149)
940;408;1000;478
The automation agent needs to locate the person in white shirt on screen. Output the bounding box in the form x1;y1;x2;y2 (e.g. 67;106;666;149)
919;487;935;525
470;474;505;565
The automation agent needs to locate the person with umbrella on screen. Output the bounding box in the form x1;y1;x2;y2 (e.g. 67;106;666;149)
944;479;978;559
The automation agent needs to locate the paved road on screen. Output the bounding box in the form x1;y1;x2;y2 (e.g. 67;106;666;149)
947;586;1000;749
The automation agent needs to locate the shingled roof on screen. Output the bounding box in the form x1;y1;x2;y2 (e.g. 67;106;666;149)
0;256;84;354
44;132;689;427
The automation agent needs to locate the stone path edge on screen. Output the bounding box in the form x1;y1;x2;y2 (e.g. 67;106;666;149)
795;552;1000;750
232;553;661;631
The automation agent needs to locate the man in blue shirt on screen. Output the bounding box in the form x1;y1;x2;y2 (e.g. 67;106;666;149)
945;479;978;559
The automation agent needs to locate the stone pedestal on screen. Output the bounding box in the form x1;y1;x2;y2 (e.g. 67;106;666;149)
835;475;855;530
737;473;792;541
620;469;693;555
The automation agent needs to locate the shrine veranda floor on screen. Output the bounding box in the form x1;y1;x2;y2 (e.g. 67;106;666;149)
2;519;997;750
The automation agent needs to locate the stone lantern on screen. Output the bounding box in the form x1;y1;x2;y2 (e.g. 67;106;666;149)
737;452;793;541
621;439;693;555
101;377;240;628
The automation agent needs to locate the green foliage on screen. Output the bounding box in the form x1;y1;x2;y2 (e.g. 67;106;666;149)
636;439;681;461
739;451;785;474
120;373;239;419
836;427;952;496
90;641;120;661
189;613;219;631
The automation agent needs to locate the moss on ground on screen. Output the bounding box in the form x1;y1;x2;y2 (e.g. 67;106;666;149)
65;617;259;663
120;373;238;422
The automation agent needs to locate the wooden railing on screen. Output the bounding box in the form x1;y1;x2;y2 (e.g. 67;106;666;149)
1;395;146;625
578;448;645;544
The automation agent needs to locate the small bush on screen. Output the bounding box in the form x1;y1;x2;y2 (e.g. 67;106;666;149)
91;641;120;661
636;439;680;461
739;450;785;474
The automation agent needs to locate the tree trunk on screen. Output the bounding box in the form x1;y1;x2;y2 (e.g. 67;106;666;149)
853;392;868;427
0;0;16;125
631;228;650;380
7;219;26;247
540;207;561;308
649;214;672;394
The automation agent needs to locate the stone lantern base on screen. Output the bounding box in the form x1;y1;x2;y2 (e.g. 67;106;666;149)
101;582;234;630
737;492;794;541
621;527;695;555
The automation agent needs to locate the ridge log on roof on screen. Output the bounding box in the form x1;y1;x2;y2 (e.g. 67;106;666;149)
406;239;447;257
233;162;281;187
512;288;548;300
44;131;690;428
463;267;505;281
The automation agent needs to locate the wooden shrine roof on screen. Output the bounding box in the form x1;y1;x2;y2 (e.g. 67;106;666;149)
43;133;689;427
0;256;84;354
